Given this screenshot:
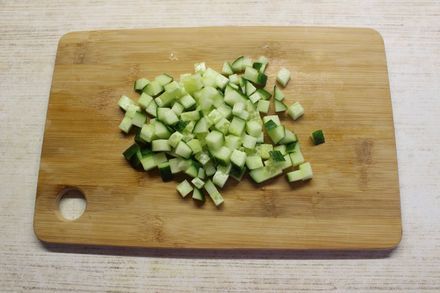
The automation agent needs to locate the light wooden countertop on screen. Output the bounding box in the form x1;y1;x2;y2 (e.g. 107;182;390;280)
1;1;439;292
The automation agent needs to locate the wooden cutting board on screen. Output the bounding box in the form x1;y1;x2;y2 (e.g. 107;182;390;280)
34;27;401;250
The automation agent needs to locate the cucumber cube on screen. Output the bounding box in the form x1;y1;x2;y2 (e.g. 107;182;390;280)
287;102;304;120
230;149;247;168
177;180;193;198
206;130;224;151
257;100;270;113
299;162;313;180
246;120;262;137
138;93;153;109
213;170;229;188
276;67;291;87
242;134;257;149
191;177;205;189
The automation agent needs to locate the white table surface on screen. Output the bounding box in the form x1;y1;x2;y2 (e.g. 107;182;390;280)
1;1;439;292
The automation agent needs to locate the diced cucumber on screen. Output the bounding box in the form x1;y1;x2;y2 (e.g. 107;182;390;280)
171;102;184;115
246;155;264;170
184;120;195;133
224;84;247;106
222;62;233;76
134;78;150;93
276;67;291;87
216;74;229;90
169;157;183;174
181;110;200;121
177;159;192;171
204;180;224;206
256;88;271;100
287;102;304;120
243;66;268;87
286;170;303;182
246;120;262;137
289;143;305;166
119;116;133;133
191;177;205;189
185;164;198;178
212;146;232;165
217;163;232;174
285;141;298;153
181;74;204;94
229;74;240;85
118;56;317;207
257;144;273;159
256;132;264;143
175;141;192;159
249;166;283;183
299;162;313;180
154;120;171;139
158;161;172;181
228;117;246;136
213;170;229;188
230;164;246;181
267;125;285;144
205;161;216;176
192;188;205;201
279;129;297;144
140;124;155;142
242;134;257;149
140;153;156;171
225;135;242;150
216;103;232;119
180;94;197;110
215;118;230;134
270;150;285;162
195;151;211;166
125;104;141;119
155;74;173;86
231;56;245;73
273;85;284;101
268;154;292;170
144;80;164;97
249;91;262;104
206;130;224;151
187;139;203;154
193;117;209;134
194;62;207;73
274;145;287;155
274;100;288;113
152;139;171;152
138;93;153;109
177;180;193;198
263;115;281;126
230;149;247;168
207;109;224;125
256;56;268;72
257;100;270;113
145;100;158;117
168;131;183;148
246;80;257;96
232;103;250;120
252;62;263;71
123;143;140;161
198;168;206;179
311;129;325;145
118;95;135;111
158;108;179;125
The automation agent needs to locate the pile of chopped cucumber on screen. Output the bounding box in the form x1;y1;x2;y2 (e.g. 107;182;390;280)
118;56;325;207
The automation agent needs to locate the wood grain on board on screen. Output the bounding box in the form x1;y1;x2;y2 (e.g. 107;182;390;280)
34;27;401;249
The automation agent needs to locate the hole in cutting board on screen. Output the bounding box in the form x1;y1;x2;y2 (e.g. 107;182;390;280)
57;188;87;221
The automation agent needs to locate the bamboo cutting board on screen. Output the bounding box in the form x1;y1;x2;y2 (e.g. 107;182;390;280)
34;27;401;250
